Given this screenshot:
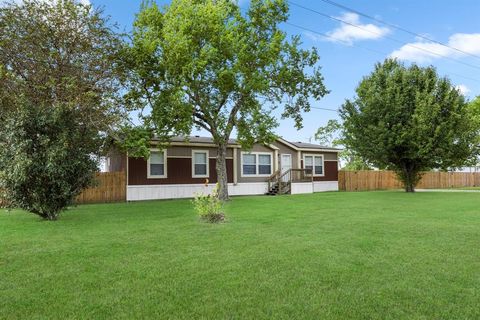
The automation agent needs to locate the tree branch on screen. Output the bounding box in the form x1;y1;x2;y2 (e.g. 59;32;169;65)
216;93;230;113
193;119;211;133
224;94;244;140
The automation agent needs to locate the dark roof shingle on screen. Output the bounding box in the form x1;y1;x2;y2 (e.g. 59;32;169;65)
153;135;238;145
153;135;340;150
288;141;341;151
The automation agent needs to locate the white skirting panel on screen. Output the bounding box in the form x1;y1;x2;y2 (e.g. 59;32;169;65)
313;181;339;192
127;183;269;201
227;183;269;196
291;182;313;194
127;181;338;201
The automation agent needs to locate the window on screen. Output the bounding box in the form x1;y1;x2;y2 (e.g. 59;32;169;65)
304;156;313;175
242;154;257;175
303;154;324;176
314;156;323;175
259;154;272;175
192;150;209;178
242;152;272;176
148;149;167;178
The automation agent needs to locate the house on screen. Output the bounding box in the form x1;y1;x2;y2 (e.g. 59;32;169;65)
106;136;341;201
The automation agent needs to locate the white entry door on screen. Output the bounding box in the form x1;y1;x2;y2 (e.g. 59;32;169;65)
280;154;292;182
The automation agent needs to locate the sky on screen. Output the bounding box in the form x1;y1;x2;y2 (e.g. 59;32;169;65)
31;0;480;144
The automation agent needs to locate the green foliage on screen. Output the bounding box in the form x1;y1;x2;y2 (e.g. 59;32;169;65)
0;0;124;219
466;96;480;166
192;183;225;223
341;156;373;171
315;119;372;170
314;119;343;147
0;103;100;220
121;0;328;199
117;125;155;159
340;59;479;191
0;0;123;125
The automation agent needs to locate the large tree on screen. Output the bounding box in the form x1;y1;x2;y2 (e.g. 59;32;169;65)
340;59;479;192
0;0;123;219
315;119;372;171
467;96;480;167
121;0;328;200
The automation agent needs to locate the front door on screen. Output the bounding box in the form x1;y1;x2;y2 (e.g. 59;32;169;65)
280;154;292;182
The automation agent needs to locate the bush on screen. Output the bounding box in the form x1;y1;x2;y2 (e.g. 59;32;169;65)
192;183;225;223
0;105;101;220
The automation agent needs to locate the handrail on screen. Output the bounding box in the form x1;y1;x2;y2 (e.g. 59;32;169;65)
267;169;314;195
267;169;281;181
290;169;314;182
278;169;292;194
267;169;281;191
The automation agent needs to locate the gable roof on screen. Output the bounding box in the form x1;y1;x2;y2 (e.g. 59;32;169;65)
289;141;341;151
276;137;341;152
166;136;238;145
152;135;340;152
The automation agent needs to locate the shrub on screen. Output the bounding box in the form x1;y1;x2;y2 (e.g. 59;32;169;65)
0;105;101;220
192;183;225;223
0;0;123;220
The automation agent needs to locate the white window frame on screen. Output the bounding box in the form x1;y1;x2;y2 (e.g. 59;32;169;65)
192;150;210;178
303;154;324;177
241;152;273;177
147;148;168;179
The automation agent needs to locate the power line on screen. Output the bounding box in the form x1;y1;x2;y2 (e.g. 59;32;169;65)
311;106;339;112
286;22;387;57
286;22;480;84
316;0;480;61
287;1;480;72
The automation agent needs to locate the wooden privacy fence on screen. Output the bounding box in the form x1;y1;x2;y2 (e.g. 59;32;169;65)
75;171;126;204
0;171;126;206
339;170;480;191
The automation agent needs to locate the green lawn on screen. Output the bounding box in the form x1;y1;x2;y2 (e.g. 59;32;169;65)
1;192;480;319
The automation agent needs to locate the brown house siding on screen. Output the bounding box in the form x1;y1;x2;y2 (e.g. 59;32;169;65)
167;146;233;158
314;161;339;181
300;151;338;161
299;159;338;181
128;157;234;185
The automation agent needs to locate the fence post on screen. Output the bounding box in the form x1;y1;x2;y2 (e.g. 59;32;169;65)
337;170;478;192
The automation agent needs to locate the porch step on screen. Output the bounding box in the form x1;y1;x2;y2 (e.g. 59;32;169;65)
265;185;280;196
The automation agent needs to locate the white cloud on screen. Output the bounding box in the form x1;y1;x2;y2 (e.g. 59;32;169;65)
448;33;480;55
303;31;325;42
390;33;480;63
325;12;390;45
455;84;470;95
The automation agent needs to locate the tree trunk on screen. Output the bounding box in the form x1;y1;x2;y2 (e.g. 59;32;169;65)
401;164;417;193
216;142;229;201
35;211;58;221
405;181;415;193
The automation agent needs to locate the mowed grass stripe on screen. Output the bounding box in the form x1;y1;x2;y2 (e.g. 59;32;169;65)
1;192;480;319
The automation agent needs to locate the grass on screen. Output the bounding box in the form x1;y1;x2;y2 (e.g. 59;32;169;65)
453;186;480;190
1;192;480;319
